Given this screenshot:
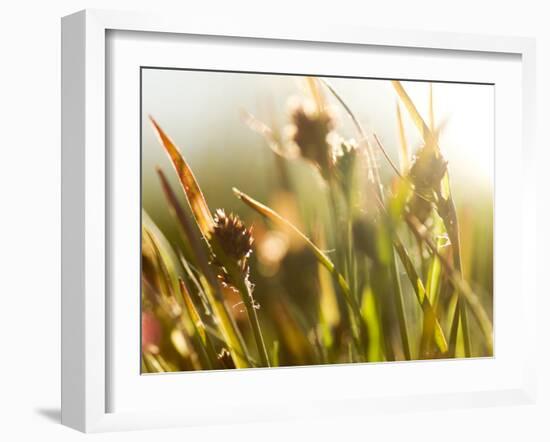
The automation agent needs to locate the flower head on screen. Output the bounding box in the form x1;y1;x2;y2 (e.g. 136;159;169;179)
288;100;336;180
333;137;359;196
210;209;254;286
407;144;449;223
212;209;254;261
408;145;448;192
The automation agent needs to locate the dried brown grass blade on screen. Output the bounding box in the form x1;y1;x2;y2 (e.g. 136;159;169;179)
149;116;214;237
392;235;448;354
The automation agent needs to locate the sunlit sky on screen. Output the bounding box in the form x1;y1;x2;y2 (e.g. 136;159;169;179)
141;69;494;207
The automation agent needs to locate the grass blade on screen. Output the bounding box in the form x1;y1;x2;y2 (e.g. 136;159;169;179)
389;251;412;360
149;116;214;237
212;245;271;367
391;81;431;143
179;278;221;369
306;77;326;113
438;188;472;357
320;78;403;186
392;81;472;357
241;110;299;160
406;215;493;354
392;234;448;354
150;118;270;365
396;102;410;174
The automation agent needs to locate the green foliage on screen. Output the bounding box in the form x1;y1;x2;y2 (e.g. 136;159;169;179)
141;79;493;372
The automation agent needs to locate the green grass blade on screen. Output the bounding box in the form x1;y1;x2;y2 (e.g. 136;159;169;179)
392;235;448;354
211;243;271;367
389;251;412;360
392;81;472;357
178;278;218;369
406;215;493;354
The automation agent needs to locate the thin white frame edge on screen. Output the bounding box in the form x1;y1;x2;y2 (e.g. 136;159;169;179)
61;9;537;433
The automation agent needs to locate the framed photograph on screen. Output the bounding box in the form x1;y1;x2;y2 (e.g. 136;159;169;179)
61;9;537;432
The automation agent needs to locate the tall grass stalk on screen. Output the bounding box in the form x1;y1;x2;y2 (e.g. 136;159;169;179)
151;120;270;367
391;80;472;357
322;79;415;359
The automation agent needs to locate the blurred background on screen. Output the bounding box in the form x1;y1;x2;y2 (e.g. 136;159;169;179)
142;69;493;208
142;70;493;249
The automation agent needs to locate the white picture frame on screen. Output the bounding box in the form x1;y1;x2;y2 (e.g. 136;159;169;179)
61;9;537;433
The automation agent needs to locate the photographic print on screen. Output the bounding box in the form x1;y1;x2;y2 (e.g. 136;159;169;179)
141;69;494;372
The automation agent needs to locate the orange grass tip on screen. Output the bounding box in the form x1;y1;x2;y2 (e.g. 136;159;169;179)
233;187;244;199
148;115;161;133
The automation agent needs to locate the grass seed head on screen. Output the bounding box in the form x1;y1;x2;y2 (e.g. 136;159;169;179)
288;100;336;180
211;209;254;286
333;137;359;195
407;144;448;223
409;145;448;192
212;209;254;261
